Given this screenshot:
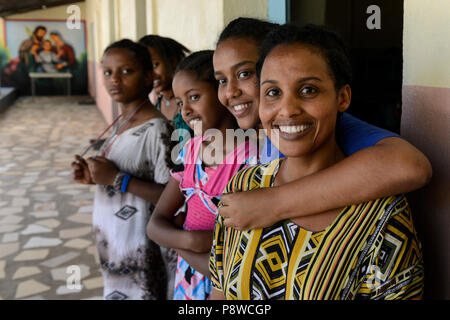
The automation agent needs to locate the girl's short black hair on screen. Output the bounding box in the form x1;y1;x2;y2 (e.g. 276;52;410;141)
217;17;278;48
139;35;190;74
103;39;153;72
174;50;217;89
256;24;353;90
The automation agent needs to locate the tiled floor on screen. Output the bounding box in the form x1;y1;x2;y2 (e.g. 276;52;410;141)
0;96;106;300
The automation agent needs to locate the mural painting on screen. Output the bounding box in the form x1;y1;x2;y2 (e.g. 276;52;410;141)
1;19;87;95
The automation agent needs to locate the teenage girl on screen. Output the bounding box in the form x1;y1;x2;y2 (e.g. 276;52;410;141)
146;50;258;300
210;23;423;300
71;39;172;300
212;17;432;231
139;35;193;141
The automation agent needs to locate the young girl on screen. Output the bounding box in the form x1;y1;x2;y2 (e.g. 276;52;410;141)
71;39;172;300
146;50;258;300
210;23;424;300
139;35;193;141
213;17;431;231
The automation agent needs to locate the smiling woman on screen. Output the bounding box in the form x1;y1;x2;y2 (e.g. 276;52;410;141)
259;43;351;162
209;24;424;300
146;50;258;300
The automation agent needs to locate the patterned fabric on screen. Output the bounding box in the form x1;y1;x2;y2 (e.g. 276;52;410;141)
93;118;172;300
172;135;258;300
173;256;212;300
210;158;424;300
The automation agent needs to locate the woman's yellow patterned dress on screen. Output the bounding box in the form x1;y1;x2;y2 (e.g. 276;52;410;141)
209;159;424;300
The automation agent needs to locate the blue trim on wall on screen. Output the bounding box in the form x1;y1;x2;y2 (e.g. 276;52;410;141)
268;0;288;24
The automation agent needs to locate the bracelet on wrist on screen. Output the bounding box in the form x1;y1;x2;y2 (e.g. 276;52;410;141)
121;174;132;193
112;171;126;191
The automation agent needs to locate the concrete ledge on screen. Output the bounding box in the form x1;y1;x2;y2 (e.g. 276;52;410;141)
0;87;18;113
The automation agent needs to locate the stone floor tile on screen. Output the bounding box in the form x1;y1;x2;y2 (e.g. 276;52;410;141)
31;186;47;192
68;200;93;207
35;219;61;229
0;260;5;279
29;211;59;218
12;266;42;280
86;245;99;263
26;160;50;168
0;242;20;259
0;207;23;216
11;197;30;207
63;238;92;249
19;177;38;185
33;202;56;211
20;224;53;235
59;190;83;196
14;249;50;261
66;213;92;225
59;227;92;239
0;225;23;234
77;206;93;213
1;232;19;243
40;252;81;268
15;279;51;299
38;177;65;185
0;215;24;225
30;194;55;202
6;188;27;196
83;276;104;290
23;237;63;249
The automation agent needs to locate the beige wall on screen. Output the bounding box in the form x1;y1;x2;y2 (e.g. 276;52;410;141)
403;0;450;88
223;0;268;27
146;0;224;51
146;0;267;51
401;0;450;299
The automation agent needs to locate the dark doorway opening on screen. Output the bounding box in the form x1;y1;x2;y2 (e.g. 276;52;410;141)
289;0;404;133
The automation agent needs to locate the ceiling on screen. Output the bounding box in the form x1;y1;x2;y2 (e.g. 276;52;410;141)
0;0;83;17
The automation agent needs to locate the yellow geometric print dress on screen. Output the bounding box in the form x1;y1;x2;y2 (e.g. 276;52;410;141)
209;159;424;300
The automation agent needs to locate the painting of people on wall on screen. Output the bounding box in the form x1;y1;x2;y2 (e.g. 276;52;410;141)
1;20;87;95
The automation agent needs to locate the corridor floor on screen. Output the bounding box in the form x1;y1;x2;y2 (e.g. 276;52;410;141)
0;96;106;300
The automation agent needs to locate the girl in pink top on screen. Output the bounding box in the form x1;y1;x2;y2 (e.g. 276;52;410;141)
147;50;257;300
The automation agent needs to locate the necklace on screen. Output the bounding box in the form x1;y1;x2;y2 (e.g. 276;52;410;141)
80;99;148;158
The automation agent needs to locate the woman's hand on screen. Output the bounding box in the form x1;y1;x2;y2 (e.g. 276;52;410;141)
86;156;119;186
71;155;93;185
218;188;282;231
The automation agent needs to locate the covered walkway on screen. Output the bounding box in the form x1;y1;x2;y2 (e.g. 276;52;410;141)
0;96;104;299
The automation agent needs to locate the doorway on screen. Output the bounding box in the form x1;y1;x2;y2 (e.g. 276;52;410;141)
289;0;404;133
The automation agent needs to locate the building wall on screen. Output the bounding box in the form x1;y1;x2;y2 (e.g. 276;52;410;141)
401;0;450;299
